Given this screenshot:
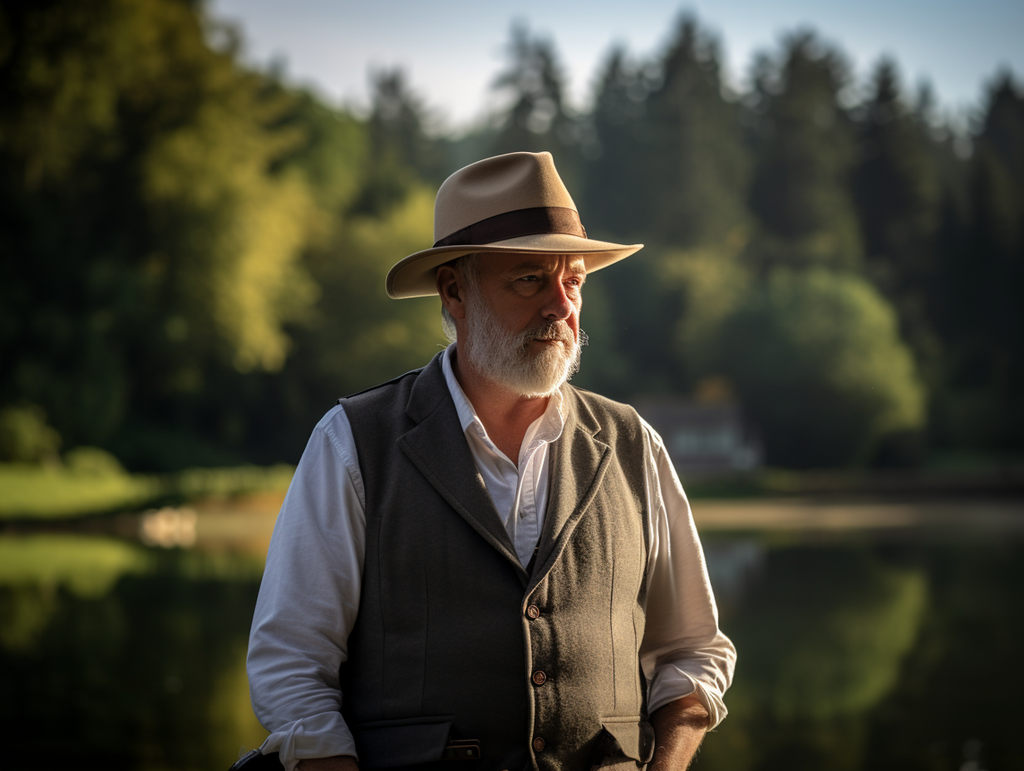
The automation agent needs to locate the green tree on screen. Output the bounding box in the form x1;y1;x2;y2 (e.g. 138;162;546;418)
586;17;749;250
254;79;450;455
746;32;863;271
585;45;650;240
0;405;61;463
643;16;749;249
969;73;1024;452
851;59;945;392
853;60;941;293
712;269;926;467
354;67;445;215
489;23;580;182
582;18;750;399
0;0;319;467
931;73;1024;452
272;88;369;219
288;184;446;407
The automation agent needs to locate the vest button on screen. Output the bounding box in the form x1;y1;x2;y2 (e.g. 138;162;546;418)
532;737;546;752
531;669;547;685
526;604;541;619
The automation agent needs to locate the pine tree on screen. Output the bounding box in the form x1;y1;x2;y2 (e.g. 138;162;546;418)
587;17;748;249
936;73;1024;451
354;67;439;215
489;23;580;184
853;59;940;294
585;45;649;240
851;58;945;396
643;16;749;249
745;31;863;271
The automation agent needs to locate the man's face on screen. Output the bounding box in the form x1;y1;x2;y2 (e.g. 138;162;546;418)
459;253;586;397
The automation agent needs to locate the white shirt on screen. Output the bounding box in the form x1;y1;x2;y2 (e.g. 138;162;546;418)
445;350;563;567
248;346;736;770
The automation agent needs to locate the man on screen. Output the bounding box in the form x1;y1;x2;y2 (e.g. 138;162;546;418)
246;152;735;771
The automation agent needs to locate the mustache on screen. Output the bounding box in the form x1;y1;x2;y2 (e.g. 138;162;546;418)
523;322;578;346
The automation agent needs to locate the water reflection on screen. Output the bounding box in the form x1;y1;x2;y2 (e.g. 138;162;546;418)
701;533;1024;771
1;507;1021;770
0;534;268;770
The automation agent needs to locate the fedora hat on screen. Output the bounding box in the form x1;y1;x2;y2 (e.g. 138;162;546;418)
385;151;643;298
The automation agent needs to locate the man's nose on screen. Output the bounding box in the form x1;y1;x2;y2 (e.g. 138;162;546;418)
542;281;575;321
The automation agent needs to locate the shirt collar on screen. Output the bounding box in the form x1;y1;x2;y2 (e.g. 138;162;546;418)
441;344;566;445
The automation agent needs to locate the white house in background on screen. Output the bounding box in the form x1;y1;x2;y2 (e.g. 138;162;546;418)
634;399;763;475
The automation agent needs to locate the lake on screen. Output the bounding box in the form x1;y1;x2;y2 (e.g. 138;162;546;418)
1;495;1021;770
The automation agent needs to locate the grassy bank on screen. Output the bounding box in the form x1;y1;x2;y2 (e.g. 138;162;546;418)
4;457;1022;521
0;462;295;520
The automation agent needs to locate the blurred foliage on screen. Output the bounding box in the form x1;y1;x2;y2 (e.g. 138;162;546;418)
711;269;925;467
745;32;864;272
63;445;127;476
0;2;1022;471
586;17;750;249
0;404;61;462
0;0;318;467
490;21;580;173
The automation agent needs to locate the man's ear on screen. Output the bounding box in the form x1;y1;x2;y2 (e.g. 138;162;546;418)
436;264;467;320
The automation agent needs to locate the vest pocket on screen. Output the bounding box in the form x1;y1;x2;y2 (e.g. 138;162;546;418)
598;716;656;764
353;715;454;769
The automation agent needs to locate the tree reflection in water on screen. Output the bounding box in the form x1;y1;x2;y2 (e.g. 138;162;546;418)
702;535;1024;771
0;535;267;770
0;529;1021;770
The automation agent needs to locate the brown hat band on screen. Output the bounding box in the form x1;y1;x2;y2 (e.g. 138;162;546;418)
433;206;587;248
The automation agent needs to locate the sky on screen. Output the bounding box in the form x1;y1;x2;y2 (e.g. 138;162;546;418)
208;0;1023;133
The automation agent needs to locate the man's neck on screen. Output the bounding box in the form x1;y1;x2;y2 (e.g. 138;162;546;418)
452;351;551;467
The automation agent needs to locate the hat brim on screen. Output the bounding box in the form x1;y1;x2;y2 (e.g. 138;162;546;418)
386;233;644;299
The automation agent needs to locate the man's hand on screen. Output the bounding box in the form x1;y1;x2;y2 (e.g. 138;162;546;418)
296;756;358;771
647;695;710;771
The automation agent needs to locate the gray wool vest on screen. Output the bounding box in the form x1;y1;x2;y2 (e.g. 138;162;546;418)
339;353;655;771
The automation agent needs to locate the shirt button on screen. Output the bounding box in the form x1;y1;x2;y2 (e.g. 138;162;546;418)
532;737;546;752
526;604;541;619
531;670;547;686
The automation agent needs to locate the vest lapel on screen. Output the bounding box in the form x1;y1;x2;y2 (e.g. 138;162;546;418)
529;387;612;590
398;355;526;576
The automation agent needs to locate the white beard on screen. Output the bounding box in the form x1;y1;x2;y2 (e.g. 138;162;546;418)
460;292;583;398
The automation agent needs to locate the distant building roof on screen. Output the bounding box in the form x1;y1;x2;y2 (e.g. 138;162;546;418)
635;398;762;475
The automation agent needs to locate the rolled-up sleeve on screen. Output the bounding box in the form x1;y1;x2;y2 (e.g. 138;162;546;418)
638;420;737;728
247;405;366;771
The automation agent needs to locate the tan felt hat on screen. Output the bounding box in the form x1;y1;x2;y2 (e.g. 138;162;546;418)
385;151;643;298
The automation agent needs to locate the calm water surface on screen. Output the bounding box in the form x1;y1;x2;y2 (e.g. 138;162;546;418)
1;499;1021;771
